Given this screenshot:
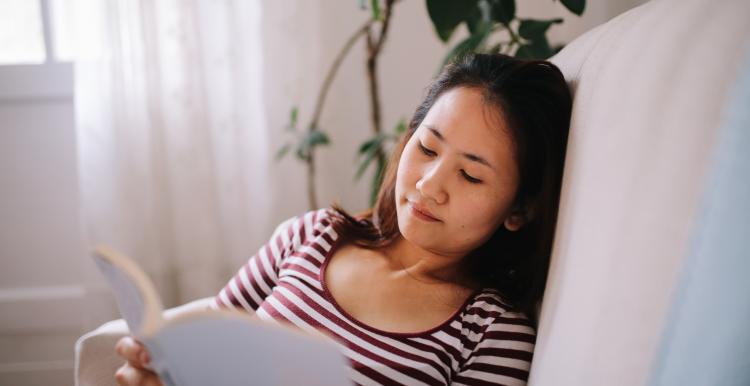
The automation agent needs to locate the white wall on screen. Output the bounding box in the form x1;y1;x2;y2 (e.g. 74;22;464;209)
0;63;86;386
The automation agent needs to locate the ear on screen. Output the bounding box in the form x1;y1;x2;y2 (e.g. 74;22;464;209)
503;202;535;232
503;213;525;232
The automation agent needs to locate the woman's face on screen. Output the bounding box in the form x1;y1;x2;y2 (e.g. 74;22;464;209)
395;86;521;258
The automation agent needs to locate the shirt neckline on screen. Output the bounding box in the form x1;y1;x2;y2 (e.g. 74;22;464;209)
318;228;482;338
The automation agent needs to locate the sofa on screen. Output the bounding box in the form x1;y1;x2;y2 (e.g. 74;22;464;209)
75;0;750;384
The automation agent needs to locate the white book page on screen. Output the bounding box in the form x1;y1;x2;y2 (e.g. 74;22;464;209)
144;312;350;386
92;245;164;336
93;255;149;334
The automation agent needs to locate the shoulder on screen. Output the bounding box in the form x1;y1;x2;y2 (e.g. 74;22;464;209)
272;208;340;246
461;289;536;341
454;289;536;383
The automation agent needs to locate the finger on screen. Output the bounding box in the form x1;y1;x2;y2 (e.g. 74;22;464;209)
115;363;142;386
115;336;151;369
115;363;163;386
115;336;142;363
127;357;154;372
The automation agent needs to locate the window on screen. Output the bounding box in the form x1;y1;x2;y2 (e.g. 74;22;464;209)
0;0;76;65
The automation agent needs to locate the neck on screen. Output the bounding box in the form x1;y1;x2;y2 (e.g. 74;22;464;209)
383;236;476;288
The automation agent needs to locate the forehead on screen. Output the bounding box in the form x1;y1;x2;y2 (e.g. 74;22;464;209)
419;87;515;159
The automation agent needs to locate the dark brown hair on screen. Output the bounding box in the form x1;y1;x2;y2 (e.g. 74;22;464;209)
330;53;571;317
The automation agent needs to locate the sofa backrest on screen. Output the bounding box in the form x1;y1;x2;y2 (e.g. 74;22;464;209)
536;0;750;384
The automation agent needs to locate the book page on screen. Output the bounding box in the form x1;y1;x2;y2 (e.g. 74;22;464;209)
144;311;350;386
92;245;164;336
93;255;149;334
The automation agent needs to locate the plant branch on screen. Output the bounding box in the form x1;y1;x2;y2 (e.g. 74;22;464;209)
365;30;382;135
306;152;317;209
304;19;373;209
371;0;395;57
504;22;522;48
364;0;396;196
310;19;373;130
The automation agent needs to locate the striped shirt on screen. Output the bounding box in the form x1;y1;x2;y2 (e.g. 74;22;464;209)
215;209;536;385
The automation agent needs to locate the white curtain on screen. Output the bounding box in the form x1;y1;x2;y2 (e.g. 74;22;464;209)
74;0;272;306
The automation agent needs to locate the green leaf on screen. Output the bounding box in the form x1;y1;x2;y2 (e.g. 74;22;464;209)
560;0;585;16
490;0;515;24
355;134;387;180
438;22;491;72
275;143;291;161
393;118;407;135
370;156;386;206
426;0;480;43
516;18;561;59
357;136;380;155
464;6;482;35
358;132;391;154
355;145;379;179
295;142;307;160
358;139;375;155
370;0;381;21
356;146;379;180
288;106;298;130
296;130;330;159
518;18;562;40
306;130;330;147
515;35;554;59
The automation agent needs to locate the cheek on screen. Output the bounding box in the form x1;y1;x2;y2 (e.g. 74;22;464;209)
395;150;420;192
452;191;510;236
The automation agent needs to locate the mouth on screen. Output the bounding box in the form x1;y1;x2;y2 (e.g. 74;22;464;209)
408;202;441;222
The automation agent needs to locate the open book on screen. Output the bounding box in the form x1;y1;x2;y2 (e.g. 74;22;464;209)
92;245;350;386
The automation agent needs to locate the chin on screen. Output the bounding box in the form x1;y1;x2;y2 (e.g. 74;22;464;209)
397;211;440;247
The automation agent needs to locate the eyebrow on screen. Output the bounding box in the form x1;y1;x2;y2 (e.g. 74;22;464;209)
425;125;495;170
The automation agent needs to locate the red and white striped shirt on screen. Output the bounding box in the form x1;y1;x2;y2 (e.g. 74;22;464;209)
215;209;536;385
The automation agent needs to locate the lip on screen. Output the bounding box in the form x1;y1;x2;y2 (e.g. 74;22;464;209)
408;202;441;222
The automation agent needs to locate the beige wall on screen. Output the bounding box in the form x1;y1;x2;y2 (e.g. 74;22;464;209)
260;0;650;222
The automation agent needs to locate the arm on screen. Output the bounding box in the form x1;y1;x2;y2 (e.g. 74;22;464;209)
213;214;302;312
452;312;536;386
86;211;317;386
103;214;303;386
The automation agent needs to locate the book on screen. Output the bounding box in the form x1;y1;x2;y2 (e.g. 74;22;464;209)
92;244;351;386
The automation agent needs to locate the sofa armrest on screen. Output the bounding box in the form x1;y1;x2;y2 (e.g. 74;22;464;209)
74;297;215;386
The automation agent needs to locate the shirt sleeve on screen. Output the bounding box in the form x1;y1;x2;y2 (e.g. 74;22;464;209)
452;311;537;386
212;211;314;312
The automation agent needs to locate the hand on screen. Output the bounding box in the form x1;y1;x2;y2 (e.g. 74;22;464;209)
114;336;163;386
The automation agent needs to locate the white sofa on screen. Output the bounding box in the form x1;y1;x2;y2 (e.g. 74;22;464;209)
75;317;128;386
75;298;214;386
75;0;750;385
530;0;749;384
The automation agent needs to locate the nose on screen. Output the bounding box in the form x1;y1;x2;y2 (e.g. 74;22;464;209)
416;162;449;205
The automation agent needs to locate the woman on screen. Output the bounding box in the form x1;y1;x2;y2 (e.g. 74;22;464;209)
114;52;572;385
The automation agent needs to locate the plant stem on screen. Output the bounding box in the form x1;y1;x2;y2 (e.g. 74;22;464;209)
310;20;373;129
366;31;382;136
305;19;373;209
503;22;522;54
306;152;317;210
370;0;395;57
365;0;395;191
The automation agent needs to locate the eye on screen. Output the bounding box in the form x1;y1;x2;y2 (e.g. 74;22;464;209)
461;170;482;184
419;141;482;184
418;142;436;157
